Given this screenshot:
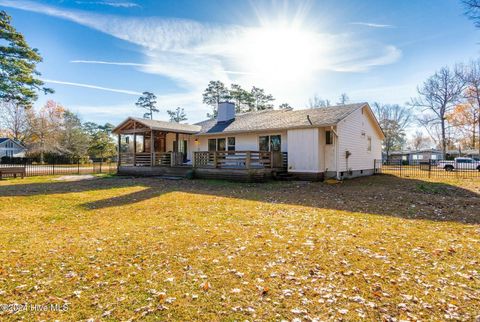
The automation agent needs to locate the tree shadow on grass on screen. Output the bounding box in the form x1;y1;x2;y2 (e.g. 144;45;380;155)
0;175;479;224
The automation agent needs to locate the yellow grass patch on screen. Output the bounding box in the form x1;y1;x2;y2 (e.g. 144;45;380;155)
0;175;478;321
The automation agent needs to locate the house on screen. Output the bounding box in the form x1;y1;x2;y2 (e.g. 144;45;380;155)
446;149;480;160
0;138;26;159
112;102;384;181
388;149;443;164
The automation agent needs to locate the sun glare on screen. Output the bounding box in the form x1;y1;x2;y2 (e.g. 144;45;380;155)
236;24;320;81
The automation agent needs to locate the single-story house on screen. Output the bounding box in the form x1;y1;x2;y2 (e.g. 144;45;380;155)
113;102;384;181
0;138;26;159
388;149;443;164
446;149;480;160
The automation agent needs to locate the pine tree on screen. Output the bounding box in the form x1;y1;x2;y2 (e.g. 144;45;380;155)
202;81;230;118
135;92;159;119
167;107;187;123
0;11;53;107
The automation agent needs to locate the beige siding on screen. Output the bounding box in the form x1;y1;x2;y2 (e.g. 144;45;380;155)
287;128;320;172
336;107;382;171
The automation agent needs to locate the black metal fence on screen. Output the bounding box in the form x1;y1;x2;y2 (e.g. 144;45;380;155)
0;159;117;178
374;159;480;178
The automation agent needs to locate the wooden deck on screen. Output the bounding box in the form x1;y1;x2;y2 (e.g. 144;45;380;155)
117;151;288;182
117;165;286;182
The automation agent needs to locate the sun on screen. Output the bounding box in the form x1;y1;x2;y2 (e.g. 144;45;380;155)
235;23;320;81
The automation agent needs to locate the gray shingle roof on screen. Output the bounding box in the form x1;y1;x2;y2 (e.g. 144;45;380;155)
195;103;367;135
114;117;201;134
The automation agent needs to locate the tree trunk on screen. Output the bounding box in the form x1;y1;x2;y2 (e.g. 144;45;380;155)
441;117;447;159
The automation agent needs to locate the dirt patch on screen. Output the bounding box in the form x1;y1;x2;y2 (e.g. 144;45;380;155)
53;175;97;182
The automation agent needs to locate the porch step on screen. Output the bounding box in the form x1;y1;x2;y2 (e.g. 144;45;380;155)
273;171;299;181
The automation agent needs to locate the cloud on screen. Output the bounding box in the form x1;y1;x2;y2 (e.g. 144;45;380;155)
1;0;402;112
74;1;140;8
350;22;395;28
42;79;142;95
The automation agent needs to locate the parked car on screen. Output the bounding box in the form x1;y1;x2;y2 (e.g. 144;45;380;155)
437;157;480;171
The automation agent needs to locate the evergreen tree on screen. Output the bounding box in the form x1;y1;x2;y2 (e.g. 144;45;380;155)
250;86;274;111
279;103;292;110
167;107;187;123
136;91;159;119
229;84;253;113
202;80;230;118
0;11;53;107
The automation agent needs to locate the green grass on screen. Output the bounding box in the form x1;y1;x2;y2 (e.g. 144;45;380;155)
0;174;478;321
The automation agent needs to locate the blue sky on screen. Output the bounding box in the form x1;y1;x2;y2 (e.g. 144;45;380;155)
1;0;479;126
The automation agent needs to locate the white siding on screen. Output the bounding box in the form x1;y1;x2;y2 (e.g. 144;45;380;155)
0;140;26;158
165;133;192;159
336;107;382;171
191;131;287;153
287;128;320;172
319;127;335;172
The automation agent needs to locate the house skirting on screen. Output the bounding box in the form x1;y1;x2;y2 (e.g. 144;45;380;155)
288;171;325;181
324;168;375;179
193;168;279;182
117;166;193;177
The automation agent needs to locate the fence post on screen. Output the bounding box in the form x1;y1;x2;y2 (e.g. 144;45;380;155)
77;159;80;175
428;159;431;178
246;151;251;169
53;157;55;176
100;159;103;174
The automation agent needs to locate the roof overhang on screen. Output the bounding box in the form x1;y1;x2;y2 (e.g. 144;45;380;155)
113;117;200;135
192;124;338;137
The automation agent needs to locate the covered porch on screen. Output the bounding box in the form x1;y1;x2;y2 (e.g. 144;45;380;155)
113;117;199;168
112;117;288;180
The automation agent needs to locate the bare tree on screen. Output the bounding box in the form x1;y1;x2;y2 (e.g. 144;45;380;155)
464;0;480;27
410;130;432;150
0;100;28;142
337;93;349;105
372;102;412;159
410;65;466;157
309;94;330;108
460;59;480;154
26;100;65;163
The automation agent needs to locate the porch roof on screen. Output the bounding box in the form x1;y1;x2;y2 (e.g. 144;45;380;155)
113;117;201;134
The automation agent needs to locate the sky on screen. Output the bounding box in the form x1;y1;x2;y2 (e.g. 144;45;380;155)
1;0;479;126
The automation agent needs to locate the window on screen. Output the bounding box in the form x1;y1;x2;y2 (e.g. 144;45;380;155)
259;136;269;151
413;155;418;160
208;138;229;151
270;135;281;151
217;138;226;151
259;135;282;152
418;155;423;160
208;139;216;152
326;131;333;145
402;156;407;161
367;136;372;152
227;137;235;151
431;155;437;160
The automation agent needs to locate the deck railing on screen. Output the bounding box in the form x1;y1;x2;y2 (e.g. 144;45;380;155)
193;151;287;169
119;152;184;167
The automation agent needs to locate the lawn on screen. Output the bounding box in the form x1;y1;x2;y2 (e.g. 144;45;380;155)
0;174;478;321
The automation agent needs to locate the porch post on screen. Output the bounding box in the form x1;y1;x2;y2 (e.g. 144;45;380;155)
133;121;137;166
150;130;155;166
246;151;251;169
117;134;121;168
